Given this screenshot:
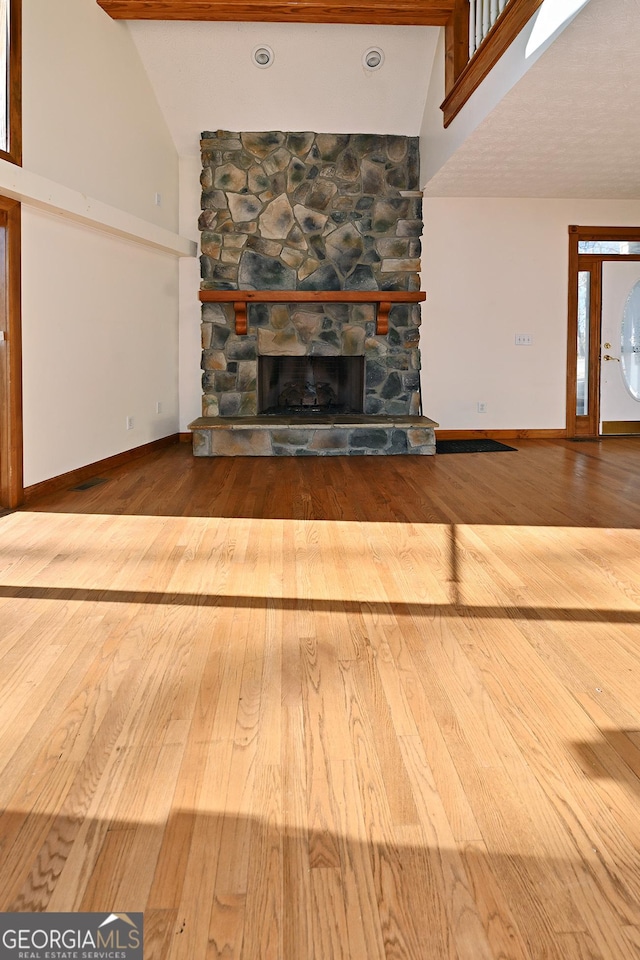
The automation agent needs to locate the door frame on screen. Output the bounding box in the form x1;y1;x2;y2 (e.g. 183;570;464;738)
0;194;22;507
567;225;640;438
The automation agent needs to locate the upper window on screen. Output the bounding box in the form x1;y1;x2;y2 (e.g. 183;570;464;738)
579;240;640;255
0;0;20;165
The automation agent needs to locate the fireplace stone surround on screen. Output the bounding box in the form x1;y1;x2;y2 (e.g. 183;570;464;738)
189;130;437;456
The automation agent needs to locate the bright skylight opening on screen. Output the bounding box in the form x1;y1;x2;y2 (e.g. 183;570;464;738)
525;0;591;59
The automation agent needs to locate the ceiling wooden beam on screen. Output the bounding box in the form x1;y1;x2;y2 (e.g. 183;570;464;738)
97;1;454;26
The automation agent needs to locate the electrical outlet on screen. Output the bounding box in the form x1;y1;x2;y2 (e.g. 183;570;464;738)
126;416;134;430
156;401;162;415
154;192;162;206
515;333;532;345
477;402;487;413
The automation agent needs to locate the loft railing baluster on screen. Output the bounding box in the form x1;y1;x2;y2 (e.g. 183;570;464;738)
471;0;513;56
482;0;491;42
475;0;484;49
469;0;477;56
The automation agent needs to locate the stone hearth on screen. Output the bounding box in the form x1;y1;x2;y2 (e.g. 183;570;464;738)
190;414;436;457
189;130;437;456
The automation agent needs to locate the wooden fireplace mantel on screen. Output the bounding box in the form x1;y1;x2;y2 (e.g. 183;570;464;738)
198;290;426;336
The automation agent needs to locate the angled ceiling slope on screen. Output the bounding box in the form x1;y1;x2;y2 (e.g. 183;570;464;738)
97;0;454;25
424;0;640;198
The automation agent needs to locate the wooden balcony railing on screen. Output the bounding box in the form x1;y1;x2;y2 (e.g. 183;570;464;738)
442;0;544;127
470;0;512;57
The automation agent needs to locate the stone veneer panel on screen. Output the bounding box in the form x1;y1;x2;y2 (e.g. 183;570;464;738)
194;131;434;454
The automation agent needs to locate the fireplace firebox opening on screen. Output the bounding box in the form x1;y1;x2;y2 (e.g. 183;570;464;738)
258;356;365;416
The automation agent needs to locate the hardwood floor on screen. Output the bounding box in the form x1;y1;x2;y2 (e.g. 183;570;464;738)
1;438;639;959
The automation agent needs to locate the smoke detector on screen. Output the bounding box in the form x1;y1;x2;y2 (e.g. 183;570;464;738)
252;45;275;68
363;47;384;70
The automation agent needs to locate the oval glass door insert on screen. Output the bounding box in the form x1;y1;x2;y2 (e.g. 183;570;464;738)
622;281;640;400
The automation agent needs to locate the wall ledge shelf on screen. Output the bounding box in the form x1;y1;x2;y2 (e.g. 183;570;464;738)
0;158;196;258
198;289;426;335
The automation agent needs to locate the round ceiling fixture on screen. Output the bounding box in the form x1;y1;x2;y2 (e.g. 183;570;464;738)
252;45;275;68
363;47;384;70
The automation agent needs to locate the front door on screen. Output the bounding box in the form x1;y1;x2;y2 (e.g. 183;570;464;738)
601;262;640;435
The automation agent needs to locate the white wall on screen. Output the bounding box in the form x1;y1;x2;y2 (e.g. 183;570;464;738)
19;0;183;485
421;198;640;430
21;210;179;486
23;0;178;229
129;21;440;158
179;156;202;431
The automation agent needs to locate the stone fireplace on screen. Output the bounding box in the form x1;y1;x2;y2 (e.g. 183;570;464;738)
189;130;437;456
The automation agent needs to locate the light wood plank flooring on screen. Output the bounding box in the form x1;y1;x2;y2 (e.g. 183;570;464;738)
1;438;639;959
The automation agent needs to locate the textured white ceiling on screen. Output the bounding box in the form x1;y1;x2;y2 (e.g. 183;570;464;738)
128;20;439;157
424;0;640;198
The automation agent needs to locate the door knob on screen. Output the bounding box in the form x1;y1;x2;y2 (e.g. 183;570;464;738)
603;354;620;362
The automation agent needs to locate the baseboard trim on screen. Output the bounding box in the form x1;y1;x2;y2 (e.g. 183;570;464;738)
23;434;180;503
179;432;192;443
435;429;567;441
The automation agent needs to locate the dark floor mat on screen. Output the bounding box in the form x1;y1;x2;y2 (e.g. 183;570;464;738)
436;439;518;454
